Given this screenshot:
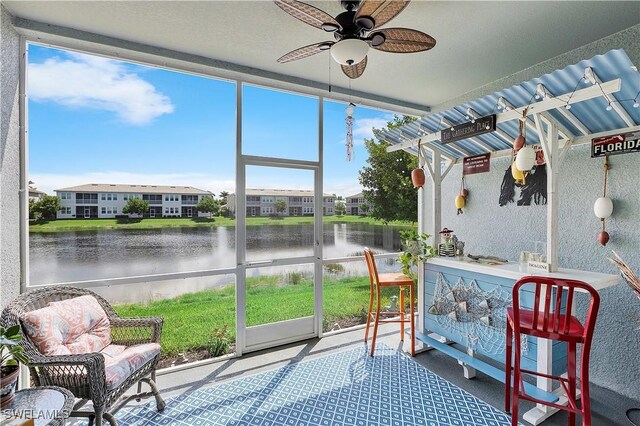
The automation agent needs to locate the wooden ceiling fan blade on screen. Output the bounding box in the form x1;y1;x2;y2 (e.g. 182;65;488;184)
355;0;411;30
277;42;333;63
274;0;340;31
341;56;368;79
372;28;436;53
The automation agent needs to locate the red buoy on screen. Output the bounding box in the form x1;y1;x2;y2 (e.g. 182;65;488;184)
598;231;610;246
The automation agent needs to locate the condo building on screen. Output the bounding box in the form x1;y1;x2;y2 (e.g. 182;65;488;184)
55;184;214;219
227;189;336;217
28;187;46;202
345;192;369;215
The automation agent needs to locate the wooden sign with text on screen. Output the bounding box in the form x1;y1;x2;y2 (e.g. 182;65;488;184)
441;114;496;145
463;153;491;175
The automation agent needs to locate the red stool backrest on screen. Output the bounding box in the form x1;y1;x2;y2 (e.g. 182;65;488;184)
512;276;600;342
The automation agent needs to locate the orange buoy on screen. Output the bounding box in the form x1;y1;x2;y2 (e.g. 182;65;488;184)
411;168;425;188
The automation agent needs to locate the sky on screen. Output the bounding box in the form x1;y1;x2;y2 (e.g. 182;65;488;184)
27;44;395;198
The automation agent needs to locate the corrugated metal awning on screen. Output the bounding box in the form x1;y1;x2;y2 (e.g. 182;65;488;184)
381;49;640;160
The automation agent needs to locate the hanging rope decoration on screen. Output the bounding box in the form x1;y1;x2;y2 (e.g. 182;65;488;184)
514;109;526;151
345;103;355;161
594;156;613;246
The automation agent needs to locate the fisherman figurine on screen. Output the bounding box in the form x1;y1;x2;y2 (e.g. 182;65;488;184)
438;228;456;257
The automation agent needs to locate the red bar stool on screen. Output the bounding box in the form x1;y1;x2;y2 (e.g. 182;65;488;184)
505;276;600;426
363;247;415;357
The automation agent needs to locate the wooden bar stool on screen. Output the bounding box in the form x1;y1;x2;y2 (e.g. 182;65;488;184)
505;276;600;426
363;247;415;357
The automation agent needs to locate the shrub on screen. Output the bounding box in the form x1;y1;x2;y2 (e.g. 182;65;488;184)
356;305;369;324
206;324;231;357
286;272;305;285
324;263;345;274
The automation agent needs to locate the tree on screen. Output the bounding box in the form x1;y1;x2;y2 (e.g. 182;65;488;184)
359;115;418;223
28;199;38;220
219;191;229;204
122;198;150;217
33;195;61;220
359;202;369;215
335;200;346;215
196;196;220;217
274;199;287;216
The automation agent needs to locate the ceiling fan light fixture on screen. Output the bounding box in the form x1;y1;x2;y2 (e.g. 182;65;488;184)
330;38;369;65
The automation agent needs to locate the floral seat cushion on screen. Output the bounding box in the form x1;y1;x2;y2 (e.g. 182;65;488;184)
21;295;111;356
101;343;161;390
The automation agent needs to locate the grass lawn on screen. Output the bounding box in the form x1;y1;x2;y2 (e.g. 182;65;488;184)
114;275;410;355
29;215;413;233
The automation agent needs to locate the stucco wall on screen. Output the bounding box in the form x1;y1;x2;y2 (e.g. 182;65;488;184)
0;4;21;307
424;143;640;400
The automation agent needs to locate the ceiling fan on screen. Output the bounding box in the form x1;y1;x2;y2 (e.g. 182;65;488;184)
274;0;436;79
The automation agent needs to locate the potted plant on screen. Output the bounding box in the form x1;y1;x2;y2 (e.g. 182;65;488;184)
0;324;28;405
398;229;435;282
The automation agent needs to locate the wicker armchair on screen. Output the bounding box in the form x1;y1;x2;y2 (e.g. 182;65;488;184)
0;286;165;426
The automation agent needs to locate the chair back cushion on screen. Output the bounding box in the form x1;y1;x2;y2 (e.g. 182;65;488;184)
21;295;112;355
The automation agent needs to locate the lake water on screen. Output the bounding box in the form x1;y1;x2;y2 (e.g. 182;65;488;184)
29;223;408;285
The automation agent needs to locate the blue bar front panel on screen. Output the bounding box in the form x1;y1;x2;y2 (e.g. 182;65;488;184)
424;263;568;376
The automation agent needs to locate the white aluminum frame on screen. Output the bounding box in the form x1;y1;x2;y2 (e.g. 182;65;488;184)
17;36;403;365
236;85;324;354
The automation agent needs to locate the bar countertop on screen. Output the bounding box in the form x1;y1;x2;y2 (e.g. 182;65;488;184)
427;257;619;291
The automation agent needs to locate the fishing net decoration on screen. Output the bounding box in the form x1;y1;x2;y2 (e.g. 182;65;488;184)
428;273;529;355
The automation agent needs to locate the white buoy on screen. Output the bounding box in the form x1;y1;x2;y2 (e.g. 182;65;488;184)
593;196;613;219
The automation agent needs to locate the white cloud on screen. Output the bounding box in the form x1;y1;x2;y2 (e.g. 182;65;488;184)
28;52;174;125
324;179;362;197
339;115;394;147
352;117;391;139
30;172;234;198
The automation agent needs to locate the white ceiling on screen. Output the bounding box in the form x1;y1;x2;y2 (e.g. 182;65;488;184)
4;1;639;111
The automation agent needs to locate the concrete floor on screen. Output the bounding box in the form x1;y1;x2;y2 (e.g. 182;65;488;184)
151;323;637;425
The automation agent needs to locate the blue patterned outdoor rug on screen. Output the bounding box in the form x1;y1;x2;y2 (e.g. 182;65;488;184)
115;344;516;425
